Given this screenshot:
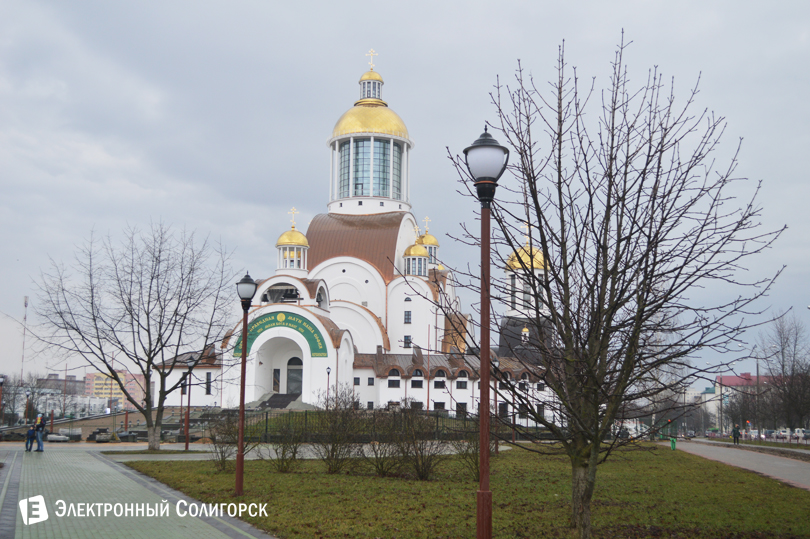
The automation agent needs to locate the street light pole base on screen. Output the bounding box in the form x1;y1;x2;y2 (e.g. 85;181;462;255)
476;490;492;539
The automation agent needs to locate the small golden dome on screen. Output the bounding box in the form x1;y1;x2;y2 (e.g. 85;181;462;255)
419;233;439;247
404;244;429;257
332;104;409;139
437;264;445;270
506;246;546;271
276;227;309;248
359;70;383;82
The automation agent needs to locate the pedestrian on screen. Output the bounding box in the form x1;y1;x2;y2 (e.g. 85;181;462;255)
34;413;45;452
25;425;36;452
732;424;741;445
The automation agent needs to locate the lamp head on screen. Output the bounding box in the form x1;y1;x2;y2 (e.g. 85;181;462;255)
236;272;258;310
463;126;509;207
326;367;331;376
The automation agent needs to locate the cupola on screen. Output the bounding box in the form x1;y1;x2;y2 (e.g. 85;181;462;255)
327;50;414;216
505;225;548;317
404;240;429;277
416;216;439;267
276;208;309;275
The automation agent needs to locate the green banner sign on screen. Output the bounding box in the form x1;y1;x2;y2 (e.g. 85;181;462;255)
233;311;329;357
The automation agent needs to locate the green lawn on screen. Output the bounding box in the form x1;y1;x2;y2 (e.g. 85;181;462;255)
126;444;810;538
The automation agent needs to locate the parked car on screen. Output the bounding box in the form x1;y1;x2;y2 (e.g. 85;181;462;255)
764;429;775;439
775;428;791;440
792;428;807;439
748;429;759;440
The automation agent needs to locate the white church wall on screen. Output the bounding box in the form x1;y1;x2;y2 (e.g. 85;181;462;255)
393;214;420;278
351;368;377;409
387;277;435;353
329;301;386;353
309;257;386;318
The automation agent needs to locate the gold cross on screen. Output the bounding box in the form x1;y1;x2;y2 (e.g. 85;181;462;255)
413;225;421;238
423;216;431;233
521;221;530;246
288;207;299;229
366;49;378;70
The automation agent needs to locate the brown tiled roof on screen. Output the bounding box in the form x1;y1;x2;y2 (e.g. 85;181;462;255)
353;346;545;383
306;212;406;283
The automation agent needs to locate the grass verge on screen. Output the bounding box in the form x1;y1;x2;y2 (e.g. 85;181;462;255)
126;443;810;538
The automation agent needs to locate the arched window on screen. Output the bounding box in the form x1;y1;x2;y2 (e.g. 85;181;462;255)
434;369;446;390
388;369;400;377
288;357;303;366
405;297;412;302
521;372;529;380
458;370;468;378
413;369;423;377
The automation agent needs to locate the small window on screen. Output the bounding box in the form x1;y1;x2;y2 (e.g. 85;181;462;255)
411;401;424;410
180;378;186;395
404;336;412;348
413;369;423;377
367;401;374;410
368;377;374;386
404;311;412;324
205;372;212;395
434;402;445;410
537;383;545;391
456;402;467;416
498;381;508;390
519;382;527;391
436;370;446;377
434;380;446;389
537;404;545;417
456;381;467;390
519;403;530;419
389;369;400;377
458;370;468;378
411;379;423;389
499;402;509;418
405;297;412;302
354;377;360;386
521;372;529;380
388;379;401;388
353;401;360;410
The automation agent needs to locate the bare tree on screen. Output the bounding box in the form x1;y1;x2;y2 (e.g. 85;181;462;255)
36;223;232;450
446;39;783;538
760;313;810;429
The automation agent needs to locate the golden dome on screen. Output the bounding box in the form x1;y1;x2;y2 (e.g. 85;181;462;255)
506;246;546;271
359;70;383;82
437;264;445;270
332;103;409;140
418;233;439;247
404;244;429;257
276;227;309;248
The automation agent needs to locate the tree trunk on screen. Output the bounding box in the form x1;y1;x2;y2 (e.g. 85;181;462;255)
570;451;598;539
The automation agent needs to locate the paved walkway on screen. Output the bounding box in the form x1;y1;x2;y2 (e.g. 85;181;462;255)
0;443;278;539
670;439;810;491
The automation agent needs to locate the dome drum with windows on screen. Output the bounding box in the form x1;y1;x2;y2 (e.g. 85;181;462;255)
327;50;413;215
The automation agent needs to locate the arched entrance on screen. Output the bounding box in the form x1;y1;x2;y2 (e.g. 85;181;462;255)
255;338;305;397
287;357;303;395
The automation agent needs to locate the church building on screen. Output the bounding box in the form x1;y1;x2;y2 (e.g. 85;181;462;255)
166;55;555;423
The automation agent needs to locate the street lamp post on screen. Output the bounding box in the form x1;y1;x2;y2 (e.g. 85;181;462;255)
464;126;509;539
25;389;31;424
492;358;499;456
235;272;258;497
326;367;331;409
0;376;4;428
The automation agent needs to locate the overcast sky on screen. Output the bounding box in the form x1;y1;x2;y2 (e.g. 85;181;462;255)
1;1;808;385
